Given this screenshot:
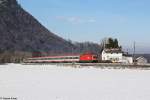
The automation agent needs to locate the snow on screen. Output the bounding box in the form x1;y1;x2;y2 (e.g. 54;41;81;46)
0;64;150;100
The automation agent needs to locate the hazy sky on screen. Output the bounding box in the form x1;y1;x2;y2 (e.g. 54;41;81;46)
17;0;150;53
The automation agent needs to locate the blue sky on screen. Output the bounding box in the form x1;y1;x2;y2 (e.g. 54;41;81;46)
17;0;150;53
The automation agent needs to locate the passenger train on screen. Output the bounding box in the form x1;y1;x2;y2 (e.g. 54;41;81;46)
24;53;98;63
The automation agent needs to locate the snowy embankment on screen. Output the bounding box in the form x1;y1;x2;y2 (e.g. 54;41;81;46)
0;64;150;100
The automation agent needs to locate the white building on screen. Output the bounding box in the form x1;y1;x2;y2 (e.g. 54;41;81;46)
136;56;148;64
102;49;123;63
122;55;133;64
101;49;133;64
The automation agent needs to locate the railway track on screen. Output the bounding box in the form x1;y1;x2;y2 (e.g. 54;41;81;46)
22;63;150;69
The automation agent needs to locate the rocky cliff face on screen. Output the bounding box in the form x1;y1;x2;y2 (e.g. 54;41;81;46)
0;0;73;54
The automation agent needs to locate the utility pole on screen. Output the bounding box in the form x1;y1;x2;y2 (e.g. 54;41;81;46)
133;42;136;63
71;45;75;65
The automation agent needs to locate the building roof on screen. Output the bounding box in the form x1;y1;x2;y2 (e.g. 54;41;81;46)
103;48;123;53
136;56;147;61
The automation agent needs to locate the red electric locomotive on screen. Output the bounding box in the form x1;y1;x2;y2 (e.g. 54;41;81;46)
79;53;98;63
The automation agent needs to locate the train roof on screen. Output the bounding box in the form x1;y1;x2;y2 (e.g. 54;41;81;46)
29;54;80;59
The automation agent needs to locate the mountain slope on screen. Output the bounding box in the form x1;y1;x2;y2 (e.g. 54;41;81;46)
0;0;73;53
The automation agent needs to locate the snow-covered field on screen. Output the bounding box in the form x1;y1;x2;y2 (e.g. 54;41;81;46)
0;64;150;100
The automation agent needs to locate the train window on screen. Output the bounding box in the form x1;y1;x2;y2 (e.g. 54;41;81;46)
27;56;80;61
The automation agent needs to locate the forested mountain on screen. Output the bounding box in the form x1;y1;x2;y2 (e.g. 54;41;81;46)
0;0;74;53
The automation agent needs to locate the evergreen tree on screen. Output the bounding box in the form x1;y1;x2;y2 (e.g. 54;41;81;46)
114;39;119;48
105;38;120;49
